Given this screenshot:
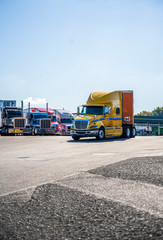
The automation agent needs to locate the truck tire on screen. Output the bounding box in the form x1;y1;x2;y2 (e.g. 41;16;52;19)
126;126;131;138
32;128;36;136
123;126;131;138
72;136;80;140
96;127;105;140
131;127;136;138
5;128;9;136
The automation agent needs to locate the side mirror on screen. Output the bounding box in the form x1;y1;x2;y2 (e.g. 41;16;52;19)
77;106;80;115
27;113;32;120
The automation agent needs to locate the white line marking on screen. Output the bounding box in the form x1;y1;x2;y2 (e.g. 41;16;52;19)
93;153;115;156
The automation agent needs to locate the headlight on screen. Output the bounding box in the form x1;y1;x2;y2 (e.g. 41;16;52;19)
92;130;98;134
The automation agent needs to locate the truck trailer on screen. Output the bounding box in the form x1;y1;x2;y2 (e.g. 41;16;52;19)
71;91;136;140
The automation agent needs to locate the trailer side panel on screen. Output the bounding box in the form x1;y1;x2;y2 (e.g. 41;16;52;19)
122;91;134;125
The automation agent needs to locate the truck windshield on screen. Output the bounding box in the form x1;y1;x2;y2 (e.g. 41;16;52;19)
33;114;47;119
81;106;103;115
7;110;22;118
61;119;73;124
48;115;56;121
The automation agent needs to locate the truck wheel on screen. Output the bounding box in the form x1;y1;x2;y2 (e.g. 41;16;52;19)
1;128;6;136
72;136;80;140
96;127;105;140
125;126;131;138
5;128;9;136
32;128;36;136
131;127;136;138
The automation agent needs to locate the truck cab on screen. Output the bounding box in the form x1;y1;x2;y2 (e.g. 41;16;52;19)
58;118;74;135
23;112;54;135
54;109;74;135
31;108;59;133
0;106;25;135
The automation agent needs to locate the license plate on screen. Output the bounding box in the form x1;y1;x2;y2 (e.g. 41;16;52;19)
9;129;23;134
9;129;14;133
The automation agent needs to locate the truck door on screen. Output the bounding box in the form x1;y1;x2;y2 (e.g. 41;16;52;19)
103;106;115;137
114;107;123;136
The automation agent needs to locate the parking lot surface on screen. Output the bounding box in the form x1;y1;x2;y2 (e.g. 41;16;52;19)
0;136;163;239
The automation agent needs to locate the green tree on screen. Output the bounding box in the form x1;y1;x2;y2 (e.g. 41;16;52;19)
137;107;163;116
137;111;151;116
151;107;163;116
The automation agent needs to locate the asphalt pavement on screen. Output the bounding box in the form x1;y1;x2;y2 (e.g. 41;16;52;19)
0;136;163;239
0;155;163;239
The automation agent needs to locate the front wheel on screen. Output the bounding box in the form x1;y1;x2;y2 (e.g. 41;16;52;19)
96;127;105;140
32;128;36;136
5;128;9;136
72;136;80;140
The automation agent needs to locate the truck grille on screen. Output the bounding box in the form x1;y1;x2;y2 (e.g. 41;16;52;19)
75;120;89;130
40;119;51;129
14;118;25;128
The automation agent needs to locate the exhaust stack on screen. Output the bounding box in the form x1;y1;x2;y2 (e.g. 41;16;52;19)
21;101;23;117
46;103;48;115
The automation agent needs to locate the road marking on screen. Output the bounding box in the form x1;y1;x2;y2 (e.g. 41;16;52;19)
17;157;55;161
93;153;115;156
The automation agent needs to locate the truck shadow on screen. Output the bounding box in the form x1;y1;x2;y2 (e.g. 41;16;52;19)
67;137;129;143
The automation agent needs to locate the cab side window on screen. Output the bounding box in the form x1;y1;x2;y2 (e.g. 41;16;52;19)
104;106;109;114
116;107;120;115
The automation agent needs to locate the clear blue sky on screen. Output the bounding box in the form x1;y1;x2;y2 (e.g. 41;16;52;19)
0;0;163;113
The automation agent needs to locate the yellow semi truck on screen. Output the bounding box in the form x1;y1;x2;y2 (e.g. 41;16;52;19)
71;90;136;140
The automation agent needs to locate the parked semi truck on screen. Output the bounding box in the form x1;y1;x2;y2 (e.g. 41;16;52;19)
54;109;74;135
32;108;59;133
71;91;136;140
0;100;25;135
23;112;54;135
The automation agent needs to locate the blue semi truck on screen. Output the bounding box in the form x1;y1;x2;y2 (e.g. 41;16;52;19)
23;112;56;135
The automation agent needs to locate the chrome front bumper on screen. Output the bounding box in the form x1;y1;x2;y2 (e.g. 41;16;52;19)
23;128;55;135
70;129;99;137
